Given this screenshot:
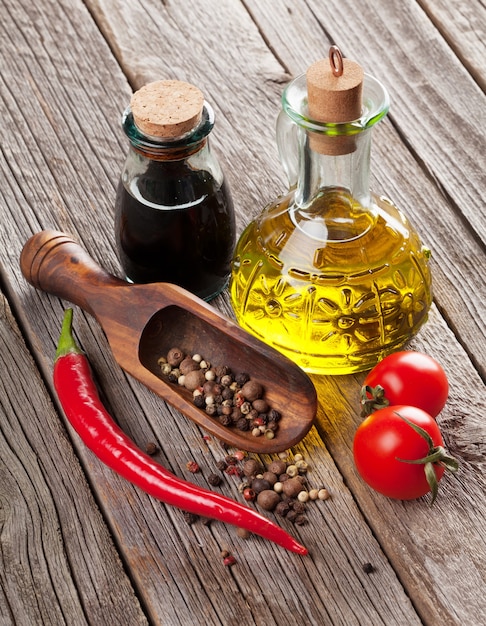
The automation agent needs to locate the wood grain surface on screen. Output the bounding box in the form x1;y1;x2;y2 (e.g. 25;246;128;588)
1;0;485;624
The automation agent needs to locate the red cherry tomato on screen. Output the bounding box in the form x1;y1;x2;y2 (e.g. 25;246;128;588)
362;351;449;418
353;405;447;500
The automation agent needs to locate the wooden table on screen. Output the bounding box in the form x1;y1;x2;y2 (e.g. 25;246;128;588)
1;0;485;624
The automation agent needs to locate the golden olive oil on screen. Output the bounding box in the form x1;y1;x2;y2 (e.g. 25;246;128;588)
230;188;432;374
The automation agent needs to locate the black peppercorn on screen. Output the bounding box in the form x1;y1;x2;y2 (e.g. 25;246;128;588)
207;473;222;486
203;380;216;395
286;510;298;523
275;501;291;517
251;477;271;494
219;414;232;427
235;372;250;385
222;387;234;401
294;514;308;526
236;417;250;431
231;408;243;423
145;442;158;455
214;365;231;378
183;511;199;525
268;408;281;422
193;394;205;408
216;460;227;471
291;501;306;514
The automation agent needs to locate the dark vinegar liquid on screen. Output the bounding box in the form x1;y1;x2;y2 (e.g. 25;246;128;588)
115;161;236;301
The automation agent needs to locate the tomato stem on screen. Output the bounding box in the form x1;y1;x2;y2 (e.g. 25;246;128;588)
360;384;389;417
394;412;459;504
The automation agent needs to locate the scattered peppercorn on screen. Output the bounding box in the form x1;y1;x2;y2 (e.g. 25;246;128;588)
183;511;199;525
275;500;291;517
282;477;305;498
223;554;237;567
208;451;330;531
186;460;200;473
225;465;243;477
145;441;158;455
207;473;222;487
243;458;263;477
268;460;287;475
257;490;281;511
363;562;375;574
243;487;256;501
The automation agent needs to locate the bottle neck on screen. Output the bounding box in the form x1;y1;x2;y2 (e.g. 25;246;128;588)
121;101;214;161
295;127;372;209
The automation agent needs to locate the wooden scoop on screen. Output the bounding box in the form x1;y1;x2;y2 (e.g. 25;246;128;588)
20;230;317;453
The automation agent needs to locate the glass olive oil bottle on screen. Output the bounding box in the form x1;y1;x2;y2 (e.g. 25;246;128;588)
230;48;432;374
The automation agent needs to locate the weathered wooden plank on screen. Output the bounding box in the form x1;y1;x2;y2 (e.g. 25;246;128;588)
1;0;485;624
79;0;486;624
418;0;486;91
0;295;148;625
0;0;427;624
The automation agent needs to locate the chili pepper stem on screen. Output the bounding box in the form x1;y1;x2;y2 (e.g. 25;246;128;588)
56;308;83;359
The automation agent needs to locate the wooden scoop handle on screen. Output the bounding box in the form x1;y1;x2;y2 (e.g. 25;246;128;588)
20;230;126;316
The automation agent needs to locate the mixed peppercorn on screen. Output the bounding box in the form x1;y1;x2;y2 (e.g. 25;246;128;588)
182;450;330;530
158;347;281;440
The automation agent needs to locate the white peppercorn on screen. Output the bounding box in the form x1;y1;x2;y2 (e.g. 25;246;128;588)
297;490;309;503
318;488;331;501
295;459;309;473
286;464;299;477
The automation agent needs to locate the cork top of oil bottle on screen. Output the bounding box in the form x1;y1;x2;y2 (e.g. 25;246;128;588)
305;46;364;155
130;80;205;139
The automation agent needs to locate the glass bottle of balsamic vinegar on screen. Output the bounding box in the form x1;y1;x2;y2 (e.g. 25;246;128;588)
115;80;236;301
230;48;432;374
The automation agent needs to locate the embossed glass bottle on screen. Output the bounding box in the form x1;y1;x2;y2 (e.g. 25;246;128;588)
230;49;432;374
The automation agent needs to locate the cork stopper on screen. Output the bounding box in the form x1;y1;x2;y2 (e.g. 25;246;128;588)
306;47;364;154
130;80;205;139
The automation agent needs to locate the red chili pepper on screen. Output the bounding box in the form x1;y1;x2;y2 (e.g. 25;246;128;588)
53;309;308;555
